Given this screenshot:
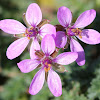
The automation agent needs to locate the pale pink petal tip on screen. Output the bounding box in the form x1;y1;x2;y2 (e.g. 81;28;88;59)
6;37;29;60
77;29;100;45
70;38;85;66
0;19;26;34
29;69;45;95
73;9;96;28
40;24;56;38
48;69;62;97
57;6;72;27
17;59;40;73
54;52;78;65
41;34;55;55
26;3;42;26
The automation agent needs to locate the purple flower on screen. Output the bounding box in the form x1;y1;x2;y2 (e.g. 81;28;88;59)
0;3;56;60
17;34;78;97
55;6;100;66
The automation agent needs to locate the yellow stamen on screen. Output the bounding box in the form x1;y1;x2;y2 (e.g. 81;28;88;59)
72;28;82;39
44;64;51;72
27;37;30;39
79;34;82;39
26;29;28;33
75;33;78;35
47;66;50;71
44;68;48;72
48;64;51;67
71;29;76;33
79;29;82;33
76;28;78;30
30;27;34;30
22;33;25;37
45;62;48;65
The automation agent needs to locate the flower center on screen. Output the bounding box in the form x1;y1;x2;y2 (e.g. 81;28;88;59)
42;58;52;72
66;28;82;38
23;27;39;39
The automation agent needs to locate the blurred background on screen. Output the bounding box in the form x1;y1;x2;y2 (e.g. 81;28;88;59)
0;0;100;100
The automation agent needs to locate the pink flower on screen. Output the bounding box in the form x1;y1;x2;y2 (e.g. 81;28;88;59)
0;3;56;60
17;34;78;97
55;6;100;66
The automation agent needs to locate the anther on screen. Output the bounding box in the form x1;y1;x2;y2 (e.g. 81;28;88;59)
22;33;25;37
27;37;30;39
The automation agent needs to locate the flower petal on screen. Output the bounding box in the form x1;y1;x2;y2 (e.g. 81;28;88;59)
6;37;29;59
30;38;40;59
70;38;85;66
0;19;26;34
53;52;78;65
55;31;67;48
39;24;56;38
17;59;41;73
73;9;96;28
26;3;42;26
57;6;72;27
29;68;45;95
41;34;55;55
48;69;62;97
77;29;100;44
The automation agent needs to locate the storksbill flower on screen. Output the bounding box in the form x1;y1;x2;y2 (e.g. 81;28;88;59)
55;6;100;66
17;34;78;97
0;3;56;60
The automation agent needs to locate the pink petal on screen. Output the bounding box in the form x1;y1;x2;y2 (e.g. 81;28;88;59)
6;37;29;60
26;3;42;26
29;68;45;95
77;29;100;44
30;38;40;59
70;38;85;66
47;69;62;97
53;52;78;65
17;59;41;73
73;9;96;28
0;19;26;34
41;34;55;56
55;31;67;48
40;24;56;38
57;6;72;27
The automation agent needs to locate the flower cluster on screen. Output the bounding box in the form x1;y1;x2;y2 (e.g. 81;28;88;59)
0;3;100;97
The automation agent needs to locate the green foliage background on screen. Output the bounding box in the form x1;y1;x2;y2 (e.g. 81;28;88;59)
0;0;100;100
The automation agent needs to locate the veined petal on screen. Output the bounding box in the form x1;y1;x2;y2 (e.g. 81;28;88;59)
29;68;45;95
70;38;85;66
57;6;72;27
26;3;42;26
30;38;40;59
77;29;100;44
73;9;96;28
39;24;56;38
53;52;78;65
41;34;55;55
55;31;67;48
0;19;26;34
48;69;62;97
17;59;41;73
6;37;29;60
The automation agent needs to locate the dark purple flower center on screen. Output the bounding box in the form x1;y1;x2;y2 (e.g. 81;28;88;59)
23;27;39;39
42;57;52;72
67;28;82;38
